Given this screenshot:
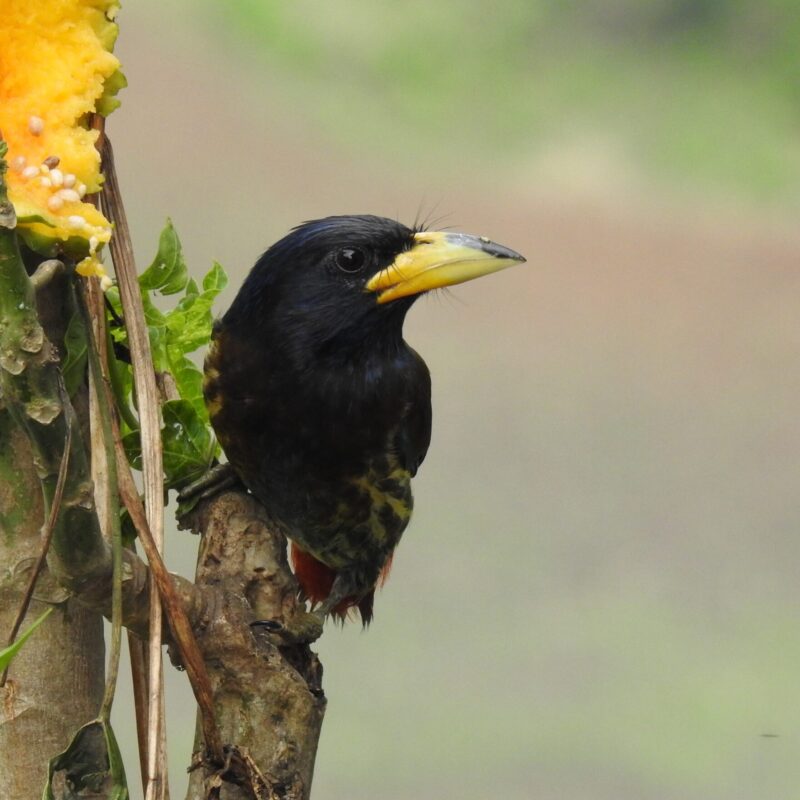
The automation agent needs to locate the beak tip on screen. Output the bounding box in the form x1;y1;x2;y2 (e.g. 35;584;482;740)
480;239;526;263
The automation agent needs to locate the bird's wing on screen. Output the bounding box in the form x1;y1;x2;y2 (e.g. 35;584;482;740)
396;348;432;477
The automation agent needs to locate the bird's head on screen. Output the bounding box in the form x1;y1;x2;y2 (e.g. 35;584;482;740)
224;214;525;357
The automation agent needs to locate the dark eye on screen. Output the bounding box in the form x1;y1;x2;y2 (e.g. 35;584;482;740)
335;247;366;273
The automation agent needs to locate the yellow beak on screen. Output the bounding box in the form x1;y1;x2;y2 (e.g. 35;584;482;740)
365;231;526;304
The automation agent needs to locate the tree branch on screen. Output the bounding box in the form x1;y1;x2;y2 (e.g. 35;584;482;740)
183;491;326;800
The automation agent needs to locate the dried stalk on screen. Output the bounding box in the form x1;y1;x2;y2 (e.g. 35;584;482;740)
79;287;125;724
99;134;169;800
112;415;223;762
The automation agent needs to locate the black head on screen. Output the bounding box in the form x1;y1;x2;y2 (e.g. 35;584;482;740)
223;214;524;358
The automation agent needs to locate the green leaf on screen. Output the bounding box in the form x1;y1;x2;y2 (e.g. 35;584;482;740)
138;220;188;295
163;262;227;357
121;429;142;473
0;607;53;672
43;719;128;800
104;286;127;348
106;337;137;433
103;221;229;497
164;306;212;356
169;355;207;422
161;399;218;489
62;310;88;397
119;508;138;548
147;324;170;374
140;289;167;328
184;277;200;298
203;261;228;293
122;399;218;491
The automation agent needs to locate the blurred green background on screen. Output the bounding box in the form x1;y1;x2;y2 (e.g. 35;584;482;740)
110;2;800;798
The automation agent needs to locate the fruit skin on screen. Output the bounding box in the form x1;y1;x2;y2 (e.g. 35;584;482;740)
0;0;125;256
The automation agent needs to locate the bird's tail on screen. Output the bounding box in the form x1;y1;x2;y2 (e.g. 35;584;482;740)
289;542;392;626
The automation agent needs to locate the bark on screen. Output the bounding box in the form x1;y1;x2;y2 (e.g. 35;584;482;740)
0;160;126;797
0;263;105;799
183;492;326;800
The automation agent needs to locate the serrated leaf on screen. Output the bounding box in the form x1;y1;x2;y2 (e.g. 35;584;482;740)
0;607;53;672
163;263;226;356
62;310;88;396
43;719;128;800
164;304;214;355
138;220;188;295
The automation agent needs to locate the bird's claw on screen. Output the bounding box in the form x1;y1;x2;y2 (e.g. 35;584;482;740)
250;609;325;645
176;463;241;524
250;619;283;633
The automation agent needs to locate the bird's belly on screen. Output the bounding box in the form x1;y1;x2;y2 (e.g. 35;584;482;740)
204;339;420;574
263;463;414;572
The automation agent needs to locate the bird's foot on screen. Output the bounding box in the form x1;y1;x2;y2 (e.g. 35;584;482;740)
176;463;241;522
250;608;325;645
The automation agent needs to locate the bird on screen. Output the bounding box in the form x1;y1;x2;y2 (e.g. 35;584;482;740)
202;214;524;633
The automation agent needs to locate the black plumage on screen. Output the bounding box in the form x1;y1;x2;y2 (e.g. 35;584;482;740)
203;215;523;628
